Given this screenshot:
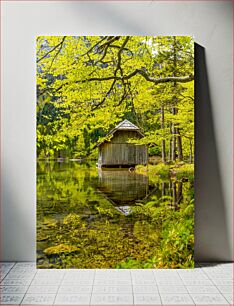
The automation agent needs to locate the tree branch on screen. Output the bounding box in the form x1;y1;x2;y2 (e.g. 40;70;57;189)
91;79;116;111
97;36;121;50
91;37;130;110
82;68;194;85
38;69;194;98
37;36;66;63
83;36;108;56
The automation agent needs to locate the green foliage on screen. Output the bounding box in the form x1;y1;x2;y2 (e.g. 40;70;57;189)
148;146;161;156
36;36;194;163
155;203;194;268
116;258;142;269
154;164;171;178
174;163;194;181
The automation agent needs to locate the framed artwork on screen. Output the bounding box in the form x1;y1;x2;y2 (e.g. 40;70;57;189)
36;36;194;269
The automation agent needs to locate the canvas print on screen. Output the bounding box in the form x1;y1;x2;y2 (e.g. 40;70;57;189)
37;36;194;268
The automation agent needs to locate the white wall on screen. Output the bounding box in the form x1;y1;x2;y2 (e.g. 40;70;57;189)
1;1;233;261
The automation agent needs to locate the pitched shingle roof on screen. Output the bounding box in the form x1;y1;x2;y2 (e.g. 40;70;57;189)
96;119;144;147
114;119;139;130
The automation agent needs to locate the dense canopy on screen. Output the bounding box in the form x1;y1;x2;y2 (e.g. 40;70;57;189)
37;36;194;163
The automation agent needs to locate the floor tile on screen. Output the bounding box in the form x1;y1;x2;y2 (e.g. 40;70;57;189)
133;285;158;294
58;285;92;294
222;293;233;304
156;279;184;286
131;270;154;277
190;293;229;304
131;276;155;282
96;270;130;277
91;294;133;305
34;274;64;281
0;262;15;268
186;285;219;293
31;278;62;286
132;279;156;285
21;293;56;305
160;294;194;305
62;278;94;285
93;279;132;285
116;270;131;275
14;262;35;268
180;275;209;281
154;274;181;280
216;285;233;293
92;285;132;294
180;279;213;286
0;285;28;294
67;268;94;273
211;279;233;286
0;267;14;274
0;272;9;280
207;275;233;281
55;294;91;305
11;267;36;272
0;294;24;305
36;269;65;274
178;270;204;275
4;272;35;280
63;273;94;280
0;261;232;305
0;279;32;286
27;285;59;294
158;285;188;294
95;275;132;281
153;269;179;274
7;270;35;276
133;294;161;305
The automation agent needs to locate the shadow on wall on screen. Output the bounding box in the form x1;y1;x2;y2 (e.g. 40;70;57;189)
195;43;231;262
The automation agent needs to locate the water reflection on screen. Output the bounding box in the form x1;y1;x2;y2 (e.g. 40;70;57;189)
36;161;194;268
98;169;149;204
97;169;149;215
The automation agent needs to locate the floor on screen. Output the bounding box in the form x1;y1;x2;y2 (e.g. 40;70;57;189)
0;262;233;305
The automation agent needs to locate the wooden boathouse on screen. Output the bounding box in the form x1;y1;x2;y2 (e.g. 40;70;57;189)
96;119;148;168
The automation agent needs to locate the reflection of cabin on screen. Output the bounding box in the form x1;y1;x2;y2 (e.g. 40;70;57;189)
97;170;149;207
96;119;148;168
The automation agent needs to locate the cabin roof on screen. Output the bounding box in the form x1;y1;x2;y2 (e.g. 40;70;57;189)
115;119;139;130
96;119;144;147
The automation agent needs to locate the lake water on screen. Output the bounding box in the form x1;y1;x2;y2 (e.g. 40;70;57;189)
37;161;194;268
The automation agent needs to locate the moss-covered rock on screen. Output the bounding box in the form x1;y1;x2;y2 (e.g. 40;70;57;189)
44;244;79;255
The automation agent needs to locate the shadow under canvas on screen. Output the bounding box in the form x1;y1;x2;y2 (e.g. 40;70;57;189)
194;43;232;262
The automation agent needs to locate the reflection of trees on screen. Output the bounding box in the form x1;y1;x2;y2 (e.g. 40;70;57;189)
161;180;192;209
37;161;194;268
37;161;100;218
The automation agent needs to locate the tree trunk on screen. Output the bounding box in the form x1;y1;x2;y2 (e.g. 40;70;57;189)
171;107;176;161
177;181;183;207
189;139;193;163
177;128;183;161
171;37;178;162
161;103;166;163
169;181;172;207
168;122;172;162
172;181;177;208
161;182;165;197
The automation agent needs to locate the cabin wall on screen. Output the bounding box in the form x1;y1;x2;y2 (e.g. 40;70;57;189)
99;143;147;166
110;130;141;143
